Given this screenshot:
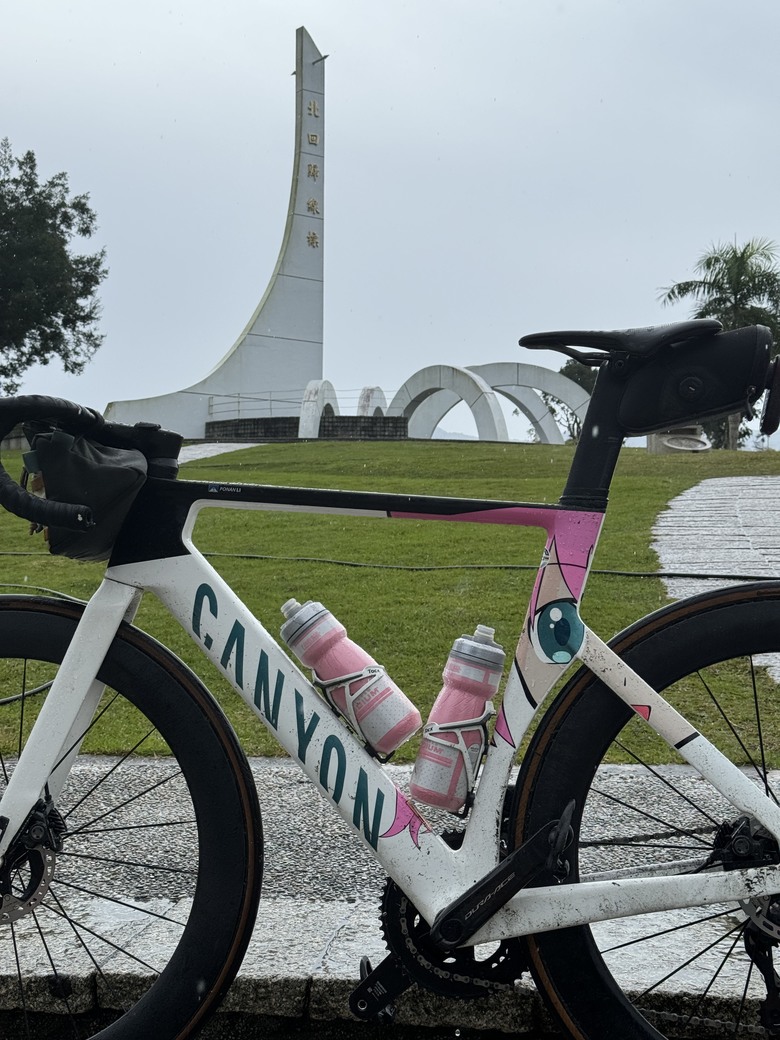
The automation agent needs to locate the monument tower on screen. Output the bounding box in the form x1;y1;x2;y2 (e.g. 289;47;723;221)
105;27;325;438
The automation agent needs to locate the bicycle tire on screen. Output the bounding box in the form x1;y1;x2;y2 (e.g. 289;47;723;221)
0;595;263;1039
511;581;780;1040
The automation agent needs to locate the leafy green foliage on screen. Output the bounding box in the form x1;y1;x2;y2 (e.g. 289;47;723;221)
540;358;598;442
660;237;780;339
0;139;107;393
660;238;780;447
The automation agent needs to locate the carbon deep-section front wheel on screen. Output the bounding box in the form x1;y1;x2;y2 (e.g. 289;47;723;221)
0;596;263;1039
512;582;780;1040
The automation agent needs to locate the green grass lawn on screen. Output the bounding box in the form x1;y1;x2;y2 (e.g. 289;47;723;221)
3;438;780;762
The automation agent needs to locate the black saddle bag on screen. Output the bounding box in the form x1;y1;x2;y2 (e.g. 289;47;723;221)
25;429;148;562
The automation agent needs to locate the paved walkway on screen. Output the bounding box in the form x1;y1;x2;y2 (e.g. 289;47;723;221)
652;475;780;599
178;442;254;463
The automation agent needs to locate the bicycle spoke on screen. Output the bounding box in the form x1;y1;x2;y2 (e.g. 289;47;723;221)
55;702;151;811
60;850;198;876
10;921;31;1040
17;657;27;758
749;656;771;798
75;817;196;836
696;666;779;804
587;784;714;849
53;878;188;926
735;960;755;1035
638;918;746;998
613;738;720;826
64;768;184;835
600;907;736;954
46;885;115;1000
32;909;81;1035
40;899;161;974
680;926;746;1028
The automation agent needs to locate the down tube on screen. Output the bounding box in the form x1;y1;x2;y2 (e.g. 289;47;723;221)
107;552;461;920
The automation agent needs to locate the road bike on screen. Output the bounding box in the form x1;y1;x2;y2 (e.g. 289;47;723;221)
2;317;780;1040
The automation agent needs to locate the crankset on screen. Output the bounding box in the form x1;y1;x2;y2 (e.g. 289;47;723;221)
349;878;530;1021
429;800;575;949
349;829;530;1021
380;875;528;997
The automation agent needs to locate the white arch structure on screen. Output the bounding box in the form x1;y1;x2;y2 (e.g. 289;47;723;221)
386;363;589;442
298;379;340;438
357;386;388;417
387;366;509;441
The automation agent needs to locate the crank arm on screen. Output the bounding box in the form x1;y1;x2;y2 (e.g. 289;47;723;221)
429;800;575;950
349;952;411;1020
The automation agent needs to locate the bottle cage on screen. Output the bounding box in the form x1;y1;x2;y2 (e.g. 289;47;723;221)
312;665;390;750
421;705;496;812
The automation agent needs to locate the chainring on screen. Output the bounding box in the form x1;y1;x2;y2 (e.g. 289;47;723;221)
379;876;529;999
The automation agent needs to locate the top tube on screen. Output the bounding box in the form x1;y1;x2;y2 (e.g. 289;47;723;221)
0;321;773;545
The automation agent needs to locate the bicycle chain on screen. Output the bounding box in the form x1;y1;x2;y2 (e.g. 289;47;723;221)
379;875;529;998
642;1007;770;1036
379;882;776;1035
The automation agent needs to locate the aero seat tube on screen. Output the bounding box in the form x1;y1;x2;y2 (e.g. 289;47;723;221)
559;355;630;512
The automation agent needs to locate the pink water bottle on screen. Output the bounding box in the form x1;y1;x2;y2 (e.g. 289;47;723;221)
410;625;505;812
280;599;421;756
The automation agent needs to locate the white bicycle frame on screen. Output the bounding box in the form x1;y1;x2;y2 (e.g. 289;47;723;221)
3;489;780;949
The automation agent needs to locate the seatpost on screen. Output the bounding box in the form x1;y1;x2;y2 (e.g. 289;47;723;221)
559;355;631;512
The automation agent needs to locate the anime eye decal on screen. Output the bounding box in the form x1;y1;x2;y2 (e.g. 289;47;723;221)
533;599;584;664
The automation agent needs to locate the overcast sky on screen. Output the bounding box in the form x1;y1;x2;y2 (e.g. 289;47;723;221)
4;0;780;437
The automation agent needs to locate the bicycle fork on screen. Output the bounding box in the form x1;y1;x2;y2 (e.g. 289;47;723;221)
0;578;141;866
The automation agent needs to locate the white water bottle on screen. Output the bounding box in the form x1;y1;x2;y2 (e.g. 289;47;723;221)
410;625;504;812
280;599;421;756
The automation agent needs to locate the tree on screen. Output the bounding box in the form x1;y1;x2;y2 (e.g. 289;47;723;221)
659;238;780;448
0;138;107;395
537;358;597;442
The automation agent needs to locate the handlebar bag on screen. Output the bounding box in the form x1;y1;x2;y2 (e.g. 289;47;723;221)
27;428;147;562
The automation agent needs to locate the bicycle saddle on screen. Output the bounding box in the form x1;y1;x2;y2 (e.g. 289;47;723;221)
520;318;723;359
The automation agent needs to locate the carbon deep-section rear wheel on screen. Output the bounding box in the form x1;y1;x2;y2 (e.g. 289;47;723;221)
512;582;780;1040
0;596;263;1039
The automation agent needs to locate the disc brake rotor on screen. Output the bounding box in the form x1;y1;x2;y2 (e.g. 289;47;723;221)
0;844;56;924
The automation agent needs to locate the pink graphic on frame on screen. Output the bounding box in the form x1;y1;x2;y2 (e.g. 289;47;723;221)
530;537;577;623
529;511;602;627
493;704;515;748
633;705;651;721
381;790;430;848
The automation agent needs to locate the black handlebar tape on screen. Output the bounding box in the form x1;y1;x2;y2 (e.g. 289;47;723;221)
0;469;93;530
0;395;104;440
0;395;102;530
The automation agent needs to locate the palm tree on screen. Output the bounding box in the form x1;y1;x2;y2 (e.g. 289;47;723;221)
659;238;780;448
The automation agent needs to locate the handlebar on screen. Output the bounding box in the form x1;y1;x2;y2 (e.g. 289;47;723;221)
0;395;105;531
